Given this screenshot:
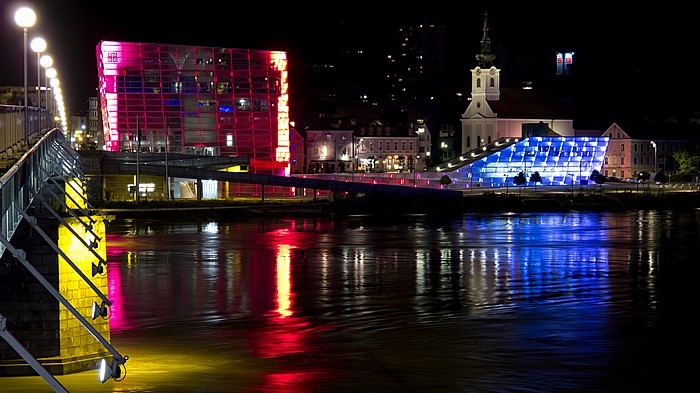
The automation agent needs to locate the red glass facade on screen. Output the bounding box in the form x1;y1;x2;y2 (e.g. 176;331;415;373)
96;41;289;176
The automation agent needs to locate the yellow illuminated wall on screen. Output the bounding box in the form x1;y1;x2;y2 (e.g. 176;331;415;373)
65;178;88;210
57;216;110;362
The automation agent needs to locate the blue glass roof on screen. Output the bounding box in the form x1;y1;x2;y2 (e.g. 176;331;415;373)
449;136;610;186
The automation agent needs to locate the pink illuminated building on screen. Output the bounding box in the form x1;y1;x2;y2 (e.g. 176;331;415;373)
96;41;290;178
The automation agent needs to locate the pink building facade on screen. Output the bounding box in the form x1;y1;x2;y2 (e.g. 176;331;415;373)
96;41;289;177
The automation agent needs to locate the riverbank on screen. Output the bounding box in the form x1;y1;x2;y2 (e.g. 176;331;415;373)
92;189;700;219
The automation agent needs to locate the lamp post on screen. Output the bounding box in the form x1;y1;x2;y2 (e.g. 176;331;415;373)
46;66;57;122
31;37;47;133
650;141;657;175
15;6;36;142
352;136;356;182
50;77;60;127
40;55;53;131
413;156;419;186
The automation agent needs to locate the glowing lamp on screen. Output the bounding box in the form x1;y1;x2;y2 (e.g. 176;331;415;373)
99;358;125;383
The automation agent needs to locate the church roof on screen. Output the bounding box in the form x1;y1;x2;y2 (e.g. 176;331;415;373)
487;87;575;121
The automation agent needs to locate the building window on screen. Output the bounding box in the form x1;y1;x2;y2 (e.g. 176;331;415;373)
490;77;495;87
476;79;481;88
620;144;625;151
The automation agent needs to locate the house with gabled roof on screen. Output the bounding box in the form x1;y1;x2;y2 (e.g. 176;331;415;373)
601;120;692;180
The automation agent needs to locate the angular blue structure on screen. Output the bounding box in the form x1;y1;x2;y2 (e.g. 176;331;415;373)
444;136;610;187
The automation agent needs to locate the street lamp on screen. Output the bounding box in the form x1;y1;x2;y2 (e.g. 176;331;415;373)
15;6;36;141
414;155;419;186
31;37;47;133
44;63;56;123
50;77;60;126
650;141;657;174
40;55;53;131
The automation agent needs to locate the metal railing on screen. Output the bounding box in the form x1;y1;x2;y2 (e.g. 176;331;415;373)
0;129;75;256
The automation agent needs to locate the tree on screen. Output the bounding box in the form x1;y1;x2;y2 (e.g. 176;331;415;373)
637;171;651;183
654;171;668;186
513;172;527;187
590;170;600;182
672;148;700;175
439;175;452;187
529;171;542;190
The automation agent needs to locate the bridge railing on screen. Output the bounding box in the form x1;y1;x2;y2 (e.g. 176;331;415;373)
0;128;72;257
0;104;53;155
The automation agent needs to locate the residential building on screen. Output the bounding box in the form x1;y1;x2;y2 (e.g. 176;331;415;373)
289;126;305;174
305;126;354;174
601;122;690;180
354;122;427;173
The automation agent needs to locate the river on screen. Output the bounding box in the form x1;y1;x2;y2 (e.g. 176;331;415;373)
4;210;697;392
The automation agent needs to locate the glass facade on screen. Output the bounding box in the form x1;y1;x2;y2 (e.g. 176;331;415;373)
96;41;289;176
448;136;610;187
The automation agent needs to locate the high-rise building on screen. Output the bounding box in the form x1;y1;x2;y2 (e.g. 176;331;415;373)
87;95;102;149
96;41;289;176
386;20;447;158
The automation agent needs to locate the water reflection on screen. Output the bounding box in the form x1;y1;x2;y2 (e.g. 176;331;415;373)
6;210;695;392
103;211;695;392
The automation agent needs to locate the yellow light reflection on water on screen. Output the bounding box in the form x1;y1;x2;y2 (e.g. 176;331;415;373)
276;244;292;317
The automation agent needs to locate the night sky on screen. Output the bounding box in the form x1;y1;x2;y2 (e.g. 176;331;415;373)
1;1;697;128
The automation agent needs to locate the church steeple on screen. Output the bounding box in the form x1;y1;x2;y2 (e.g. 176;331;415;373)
475;12;496;68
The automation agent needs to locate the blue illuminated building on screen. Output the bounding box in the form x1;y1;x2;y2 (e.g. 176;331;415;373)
438;136;609;187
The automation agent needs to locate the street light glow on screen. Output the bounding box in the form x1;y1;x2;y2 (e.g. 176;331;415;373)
15;6;36;140
14;7;36;28
30;37;46;53
40;54;53;68
31;37;47;131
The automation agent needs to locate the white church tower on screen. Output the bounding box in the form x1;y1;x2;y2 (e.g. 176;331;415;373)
460;12;575;156
461;13;501;152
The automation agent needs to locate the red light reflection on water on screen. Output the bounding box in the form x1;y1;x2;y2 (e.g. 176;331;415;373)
276;242;293;318
253;227;338;391
105;233;130;331
104;223;338;390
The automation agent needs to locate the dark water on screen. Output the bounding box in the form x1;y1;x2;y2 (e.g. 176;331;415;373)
6;210;697;392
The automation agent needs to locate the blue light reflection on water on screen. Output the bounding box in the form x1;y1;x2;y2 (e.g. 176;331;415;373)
94;210;697;392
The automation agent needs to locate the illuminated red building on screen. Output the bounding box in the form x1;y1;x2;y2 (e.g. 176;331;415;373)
96;41;290;178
